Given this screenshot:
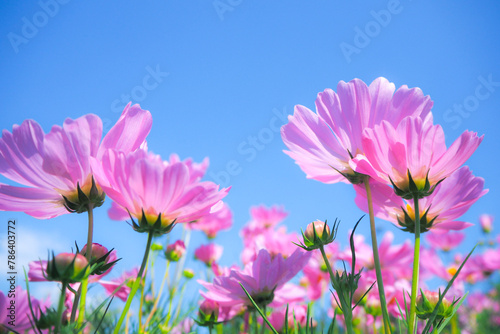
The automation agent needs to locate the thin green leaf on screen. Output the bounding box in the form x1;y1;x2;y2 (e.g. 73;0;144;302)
422;245;476;334
239;283;279;334
395;298;408;327
23;268;43;334
434;292;469;333
353;281;376;310
284;304;289;334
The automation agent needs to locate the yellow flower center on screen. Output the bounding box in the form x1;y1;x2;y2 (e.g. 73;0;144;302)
447;266;457;277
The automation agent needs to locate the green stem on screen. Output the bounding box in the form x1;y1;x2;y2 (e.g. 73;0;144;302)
173;282;188;323
253;310;258;334
138;260;149;333
113;231;154;334
319;245;335;285
144;260;170;328
70;204;94;323
76;203;94;327
451;314;458;334
363;176;392;334
408;195;421;334
319;245;355;334
260;306;267;334
55;282;68;334
85;203;94;262
76;276;89;326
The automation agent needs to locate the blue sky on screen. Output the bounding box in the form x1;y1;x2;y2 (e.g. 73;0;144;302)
1;0;499;302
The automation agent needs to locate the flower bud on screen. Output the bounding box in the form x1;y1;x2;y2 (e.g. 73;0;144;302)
305;220;331;241
80;243;109;263
364;298;382;317
416;290;454;321
46;252;89;283
165;240;186;262
183;269;195;279
151;243;164;251
480;214;494;234
79;243;118;276
298;220;337;251
199;299;219;322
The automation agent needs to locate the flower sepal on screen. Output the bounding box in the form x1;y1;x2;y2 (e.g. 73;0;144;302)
397;206;437;234
129;209;177;236
390;170;444;200
295;219;338;251
195;299;222;327
62;176;105;213
78;244;120;276
416;289;458;322
45;252;90;284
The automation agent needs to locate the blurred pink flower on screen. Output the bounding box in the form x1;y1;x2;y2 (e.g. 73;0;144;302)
240;205;287;240
426;232;465;252
351;115;483;193
354;166;487;232
195;243;224;266
268;304;309;331
170;318;194;334
480;214;494;233
91;149;229;232
188;202;233;238
281;77;432;184
0;103;152;218
241;226;298;264
100;268;139;301
0;286;51;332
340;232;413;281
199;248;311;308
301;242;339;300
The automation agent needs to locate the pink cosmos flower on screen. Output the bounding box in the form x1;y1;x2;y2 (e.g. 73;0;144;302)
91;149;229;233
187;202;233;238
281;77;432;184
249;205;288;229
195;243;224;266
351;115;483;194
0;286;51;332
0;103;152;218
100;268;139;302
199;248;311;308
480;214;494;233
241;226;298;264
354;166;487;232
481;247;500;273
339;232;413;282
240;205;287;239
426;232;465;252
